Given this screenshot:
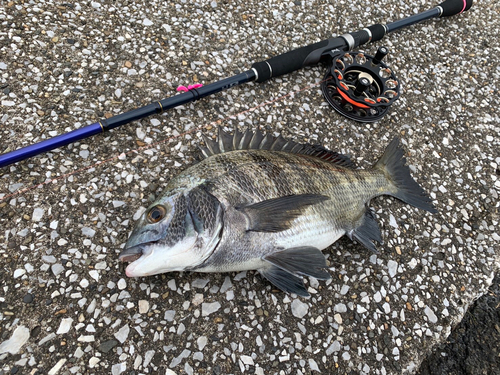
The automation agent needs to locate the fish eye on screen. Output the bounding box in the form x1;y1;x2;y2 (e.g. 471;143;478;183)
147;205;167;224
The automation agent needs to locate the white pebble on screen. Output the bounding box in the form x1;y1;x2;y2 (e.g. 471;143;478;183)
13;269;26;278
387;260;398;278
114;324;130;343
56;318;73;334
201;301;221;316
89;270;100;281
326;340;341;355
357;305;367;314
118;278;127;290
424;306;438;323
89;357;100;367
240;355;254;366
192;278;209;289
143;18;153;26
136;127;146;140
0;326;30;355
334;303;347;313
138;300;149;314
112;363;127;375
334;313;342;324
81;227;96;237
389;214;398;228
32;207;44;221
51;264;64;276
197;336;208;351
291;299;309;319
48;359;67;375
143;350;155;367
57;238;68;246
220;276;233;293
77;335;95;342
309;358;320;372
164;310;176;321
168;279;177;290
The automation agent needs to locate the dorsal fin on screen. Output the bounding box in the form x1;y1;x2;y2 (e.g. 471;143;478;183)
198;127;356;169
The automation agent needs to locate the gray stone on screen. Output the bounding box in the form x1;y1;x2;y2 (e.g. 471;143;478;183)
98;339;118;353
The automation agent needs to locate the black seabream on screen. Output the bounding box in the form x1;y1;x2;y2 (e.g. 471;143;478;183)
119;128;436;296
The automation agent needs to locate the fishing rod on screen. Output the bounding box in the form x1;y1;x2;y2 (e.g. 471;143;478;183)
0;0;472;169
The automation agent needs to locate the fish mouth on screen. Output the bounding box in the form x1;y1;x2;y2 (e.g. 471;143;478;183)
118;245;144;264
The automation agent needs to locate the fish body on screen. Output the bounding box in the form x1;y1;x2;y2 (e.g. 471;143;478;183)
119;128;435;296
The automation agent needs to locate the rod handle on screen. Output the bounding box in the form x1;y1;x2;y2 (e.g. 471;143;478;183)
251;37;347;83
438;0;473;17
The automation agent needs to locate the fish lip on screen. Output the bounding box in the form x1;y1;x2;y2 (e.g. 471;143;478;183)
118;245;144;263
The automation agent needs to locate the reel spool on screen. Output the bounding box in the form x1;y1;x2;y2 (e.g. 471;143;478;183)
322;46;400;122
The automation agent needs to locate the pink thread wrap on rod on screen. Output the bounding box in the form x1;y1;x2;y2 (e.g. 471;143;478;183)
176;84;204;92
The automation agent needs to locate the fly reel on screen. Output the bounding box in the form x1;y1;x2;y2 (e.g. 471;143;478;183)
322;47;400;122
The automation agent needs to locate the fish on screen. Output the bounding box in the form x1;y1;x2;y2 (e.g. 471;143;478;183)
119;128;436;296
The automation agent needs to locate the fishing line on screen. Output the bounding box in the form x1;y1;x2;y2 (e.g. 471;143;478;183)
0;79;326;204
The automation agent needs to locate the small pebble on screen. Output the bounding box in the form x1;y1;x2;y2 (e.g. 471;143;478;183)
201;302;221;317
291;299;309;319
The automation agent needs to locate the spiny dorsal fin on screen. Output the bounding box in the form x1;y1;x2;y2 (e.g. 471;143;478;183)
198;127;356;169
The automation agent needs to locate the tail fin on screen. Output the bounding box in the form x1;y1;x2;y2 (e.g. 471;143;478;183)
375;138;437;213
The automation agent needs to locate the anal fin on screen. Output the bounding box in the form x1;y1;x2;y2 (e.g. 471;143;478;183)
260;265;310;297
347;208;383;253
264;247;331;279
259;247;331;297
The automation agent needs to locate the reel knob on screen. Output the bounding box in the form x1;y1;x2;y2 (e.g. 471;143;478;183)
372;46;388;65
354;77;371;96
321;46;400;123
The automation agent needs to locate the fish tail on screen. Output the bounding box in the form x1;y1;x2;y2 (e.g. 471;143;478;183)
374;138;437;213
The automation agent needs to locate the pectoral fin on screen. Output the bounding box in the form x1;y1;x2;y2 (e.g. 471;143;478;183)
259;247;331;297
347;208;383;253
237;194;329;232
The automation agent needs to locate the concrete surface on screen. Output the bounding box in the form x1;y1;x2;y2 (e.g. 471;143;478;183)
0;0;498;374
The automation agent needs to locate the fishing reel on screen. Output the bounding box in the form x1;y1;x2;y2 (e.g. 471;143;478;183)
321;46;400;122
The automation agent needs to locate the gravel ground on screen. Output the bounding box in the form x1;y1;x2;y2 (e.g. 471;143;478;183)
0;0;499;374
417;273;500;375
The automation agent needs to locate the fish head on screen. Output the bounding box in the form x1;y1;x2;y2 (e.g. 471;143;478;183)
119;187;223;277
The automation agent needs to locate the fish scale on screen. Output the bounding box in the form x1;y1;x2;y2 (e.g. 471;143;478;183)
120;128;436;296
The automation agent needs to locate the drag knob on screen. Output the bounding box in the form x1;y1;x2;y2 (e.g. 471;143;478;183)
354;77;371;96
373;46;389;65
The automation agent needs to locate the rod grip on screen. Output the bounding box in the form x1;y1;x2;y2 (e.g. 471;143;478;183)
438;0;473;17
251;37;346;83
